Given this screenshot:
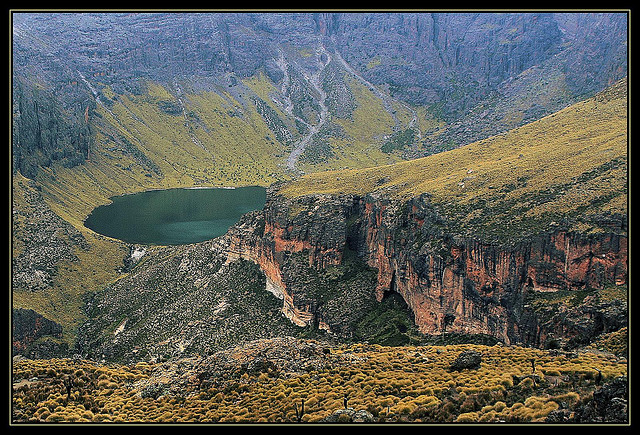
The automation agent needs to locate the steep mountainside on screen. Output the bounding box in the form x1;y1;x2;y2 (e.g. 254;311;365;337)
268;81;628;345
69;79;627;363
229;79;628;346
12;11;627;361
12;12;627;174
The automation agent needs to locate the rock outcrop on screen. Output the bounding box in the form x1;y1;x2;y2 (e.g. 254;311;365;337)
133;336;351;399
12;308;68;358
227;188;627;347
321;408;376;423
546;376;628;423
449;350;482;371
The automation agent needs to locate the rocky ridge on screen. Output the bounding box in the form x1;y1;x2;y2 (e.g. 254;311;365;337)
12;12;628;175
226;188;627;348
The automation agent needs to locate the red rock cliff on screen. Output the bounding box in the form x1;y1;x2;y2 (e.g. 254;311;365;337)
226;191;627;345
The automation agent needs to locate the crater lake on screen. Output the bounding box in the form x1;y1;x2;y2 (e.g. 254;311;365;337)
84;186;266;245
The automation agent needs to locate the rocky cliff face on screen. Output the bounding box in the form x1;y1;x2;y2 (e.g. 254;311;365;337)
227;188;627;347
12;308;68;358
12;12;628;173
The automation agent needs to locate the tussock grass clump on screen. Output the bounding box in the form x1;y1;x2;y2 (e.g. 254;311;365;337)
12;341;627;423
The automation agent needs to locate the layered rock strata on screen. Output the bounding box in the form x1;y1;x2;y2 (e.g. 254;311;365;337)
227;189;627;346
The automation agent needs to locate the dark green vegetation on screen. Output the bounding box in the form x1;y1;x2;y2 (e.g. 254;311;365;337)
73;237;420;363
280;248;418;346
523;285;628;354
353;292;420;346
381;128;416;154
77;257;303;364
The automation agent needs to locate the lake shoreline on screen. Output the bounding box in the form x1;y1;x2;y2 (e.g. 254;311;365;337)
83;186;267;246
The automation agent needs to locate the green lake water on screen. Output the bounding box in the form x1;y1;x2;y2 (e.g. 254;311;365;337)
84;186;266;245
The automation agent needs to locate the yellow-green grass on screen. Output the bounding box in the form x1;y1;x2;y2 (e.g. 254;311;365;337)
298;76;403;173
586;327;628;357
12;239;129;342
281;79;627;237
12;172;132;342
242;72;296;134
12;78;297;343
366;56;382;69
33;77;301;231
415;105;446;134
100;81;288;187
12;342;627;423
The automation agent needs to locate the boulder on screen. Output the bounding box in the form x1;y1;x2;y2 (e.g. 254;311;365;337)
321;408;375;423
449;350;482;371
573;376;628;423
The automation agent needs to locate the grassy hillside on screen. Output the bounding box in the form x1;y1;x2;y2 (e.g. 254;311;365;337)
12;70;411;347
33;72;416;231
280;78;628;243
14;76;296;346
12;172;130;344
12;340;627;423
298;76;403;173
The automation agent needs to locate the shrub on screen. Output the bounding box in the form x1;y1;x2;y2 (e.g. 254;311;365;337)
518;377;535;390
34;407;50;420
479;410;497;422
552;392;580;405
45;412;66;422
493;401;507;412
337;413;351;423
456;412;479;422
394;402;418;415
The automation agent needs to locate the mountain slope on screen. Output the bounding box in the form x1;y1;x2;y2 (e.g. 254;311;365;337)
280;78;627;243
221;79;627;347
69;79;628;364
11;49;406;355
11;11;627;362
12;12;628;176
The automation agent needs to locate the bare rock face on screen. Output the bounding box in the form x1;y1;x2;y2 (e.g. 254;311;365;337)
73;184;627;362
12;12;627;176
228;189;627;347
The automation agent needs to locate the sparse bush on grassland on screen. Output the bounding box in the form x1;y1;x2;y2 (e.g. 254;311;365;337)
12;341;627;423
